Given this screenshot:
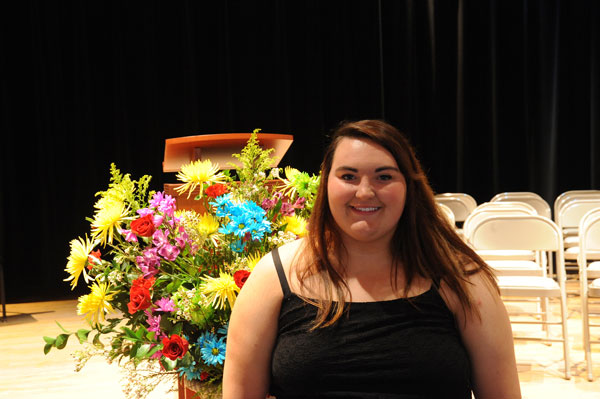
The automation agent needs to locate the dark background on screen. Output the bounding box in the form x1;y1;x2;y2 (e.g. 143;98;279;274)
1;0;598;302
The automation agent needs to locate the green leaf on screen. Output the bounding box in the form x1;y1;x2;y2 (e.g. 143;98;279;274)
76;329;91;344
171;322;183;336
92;332;103;348
160;357;177;371
55;334;70;349
146;331;156;341
135;343;153;359
130;342;140;357
55;321;70;334
43;336;56;345
147;345;161;358
43;343;53;355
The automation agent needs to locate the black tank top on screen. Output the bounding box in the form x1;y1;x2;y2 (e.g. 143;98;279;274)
269;248;473;399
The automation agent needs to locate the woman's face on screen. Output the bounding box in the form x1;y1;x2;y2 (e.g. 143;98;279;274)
327;137;407;246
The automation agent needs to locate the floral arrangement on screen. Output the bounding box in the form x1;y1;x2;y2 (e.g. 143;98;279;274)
44;131;319;397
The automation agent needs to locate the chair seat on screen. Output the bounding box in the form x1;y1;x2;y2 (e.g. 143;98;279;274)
564;235;579;248
485;260;544;276
497;276;561;297
590;278;600;297
476;249;535;261
588;262;600;279
564;247;600;260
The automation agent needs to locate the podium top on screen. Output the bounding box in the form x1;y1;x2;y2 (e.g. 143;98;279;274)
163;133;294;173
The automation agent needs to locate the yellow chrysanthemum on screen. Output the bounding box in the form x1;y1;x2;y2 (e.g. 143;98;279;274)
277;166;301;197
77;282;116;326
93;190;125;211
246;252;262;271
284;215;307;237
197;213;220;236
175;159;225;199
200;272;239;310
64;235;95;290
91;201;127;246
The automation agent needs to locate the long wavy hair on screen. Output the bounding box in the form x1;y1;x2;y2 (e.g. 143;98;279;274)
296;119;497;329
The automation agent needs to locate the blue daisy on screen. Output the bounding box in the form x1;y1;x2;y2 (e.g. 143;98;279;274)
178;361;203;381
201;336;226;366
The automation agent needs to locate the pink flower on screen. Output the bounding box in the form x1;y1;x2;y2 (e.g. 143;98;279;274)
158;244;180;261
145;310;162;333
154;297;176;312
119;228;138;243
152;229;168;248
136;248;160;278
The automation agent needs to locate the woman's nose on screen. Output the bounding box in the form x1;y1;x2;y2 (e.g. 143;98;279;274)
355;178;375;198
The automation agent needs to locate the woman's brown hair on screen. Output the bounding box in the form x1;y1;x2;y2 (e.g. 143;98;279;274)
297;119;498;329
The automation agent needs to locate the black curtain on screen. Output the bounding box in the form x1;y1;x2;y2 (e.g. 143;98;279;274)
1;0;598;302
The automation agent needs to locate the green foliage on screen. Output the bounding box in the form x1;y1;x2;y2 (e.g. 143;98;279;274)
229;129;277;182
95;163;154;214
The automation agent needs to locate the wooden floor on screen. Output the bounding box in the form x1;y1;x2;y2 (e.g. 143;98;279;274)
1;279;600;398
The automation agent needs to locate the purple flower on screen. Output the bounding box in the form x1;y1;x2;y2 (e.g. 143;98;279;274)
158;194;176;217
153;214;164;227
281;202;295;216
137;208;154;218
154;297;176;312
261;198;275;210
176;230;189;249
136;247;160;277
294;197;306;209
152;229;169;248
119;228;138;243
145;309;162;333
149;192;165;209
158;243;180;261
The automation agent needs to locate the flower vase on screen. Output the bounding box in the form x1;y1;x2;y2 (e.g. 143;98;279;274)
178;377;222;399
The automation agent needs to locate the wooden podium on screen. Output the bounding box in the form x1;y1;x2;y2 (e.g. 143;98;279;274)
163;133;294;212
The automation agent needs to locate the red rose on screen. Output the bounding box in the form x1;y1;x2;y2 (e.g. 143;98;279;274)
130;214;155;237
234;270;251;289
87;249;101;270
127;276;155;314
205;183;229;198
161;334;189;360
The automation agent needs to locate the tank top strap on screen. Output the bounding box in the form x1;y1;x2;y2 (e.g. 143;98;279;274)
272;247;292;298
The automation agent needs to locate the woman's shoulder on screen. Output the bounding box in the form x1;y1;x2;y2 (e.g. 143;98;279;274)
250;239;305;285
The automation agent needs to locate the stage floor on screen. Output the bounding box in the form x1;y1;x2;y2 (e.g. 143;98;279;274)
1;279;599;398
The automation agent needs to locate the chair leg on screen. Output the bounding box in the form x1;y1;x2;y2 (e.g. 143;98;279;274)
581;285;594;381
559;290;571;379
0;261;6;322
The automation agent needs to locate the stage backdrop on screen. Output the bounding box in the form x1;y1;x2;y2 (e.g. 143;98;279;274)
1;0;598;302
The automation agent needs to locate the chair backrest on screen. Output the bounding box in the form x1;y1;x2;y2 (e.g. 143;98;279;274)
475;201;538;215
463;206;536;240
437;203;455;227
434;193;477;222
468;214;565;280
554;190;600;224
558;199;600;230
578;209;600;280
490;192;551;219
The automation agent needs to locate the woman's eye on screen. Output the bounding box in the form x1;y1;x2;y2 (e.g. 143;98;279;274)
378;174;392;181
341;174;355;181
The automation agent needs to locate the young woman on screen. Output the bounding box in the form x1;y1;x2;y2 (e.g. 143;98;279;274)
223;120;521;398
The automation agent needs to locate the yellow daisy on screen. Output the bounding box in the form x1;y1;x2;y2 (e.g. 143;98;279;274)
175;159;225;199
77;282;116;326
200;272;239;310
64;235;95;290
283;215;308;237
91;201;127;246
